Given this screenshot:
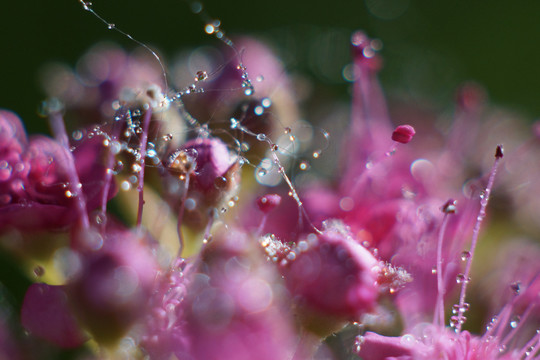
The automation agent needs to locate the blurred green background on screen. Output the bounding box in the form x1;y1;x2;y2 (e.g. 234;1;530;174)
2;0;540;132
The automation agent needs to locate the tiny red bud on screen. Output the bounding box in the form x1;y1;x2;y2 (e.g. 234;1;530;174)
495;145;504;159
256;194;281;214
391;125;416;144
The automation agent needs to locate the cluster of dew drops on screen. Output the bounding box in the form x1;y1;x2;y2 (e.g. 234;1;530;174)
72;0;331;217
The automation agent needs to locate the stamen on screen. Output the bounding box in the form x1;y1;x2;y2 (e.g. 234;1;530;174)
136;108;153;227
434;199;456;327
46;102;90;232
455;145;503;332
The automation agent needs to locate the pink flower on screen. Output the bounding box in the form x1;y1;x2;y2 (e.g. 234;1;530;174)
142;229;302;360
272;221;380;322
68;228;159;343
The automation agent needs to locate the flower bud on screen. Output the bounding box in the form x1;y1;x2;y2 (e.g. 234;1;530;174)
278;221;379;333
391;124;416;144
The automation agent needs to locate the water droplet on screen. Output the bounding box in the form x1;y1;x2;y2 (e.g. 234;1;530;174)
65;190;74;198
81;1;93;11
312;150;321;158
33;266;45;277
121;181;131;191
400;334;415;346
147;149;157;158
93;211;106;225
256;133;267;141
214;176;228;189
299;161;310;171
271;144;279;151
108;23;116;30
204;24;215;34
190;1;203;13
132;163;142;173
461;251;471;261
510;282;521;295
256;75;264;82
254;106;264;115
262;98;272;108
244;88;253;96
510;315;520;328
72;130;83;141
195;70;208;82
354;335;365;353
284;127;292;134
257;168;268;177
185;198;196;211
240;142;250;152
456;274;470;284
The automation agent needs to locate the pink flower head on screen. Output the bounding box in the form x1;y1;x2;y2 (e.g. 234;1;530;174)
68;228;158;343
143;229;301;360
164;136;240;229
276;220;379;321
391;124;416;144
0;110;115;232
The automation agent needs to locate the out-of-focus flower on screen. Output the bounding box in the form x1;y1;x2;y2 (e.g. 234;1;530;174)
142;228;303;360
1;5;540;359
68;228;159;344
0;110;113;232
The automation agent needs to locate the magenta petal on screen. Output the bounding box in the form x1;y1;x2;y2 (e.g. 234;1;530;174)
357;332;414;360
21;283;87;348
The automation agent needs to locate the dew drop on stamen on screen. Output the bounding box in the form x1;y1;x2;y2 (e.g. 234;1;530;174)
456;273;470;284
240;142;250;152
256;133;267;141
312;150;321;158
194;70;208;82
510;315;520;328
461;251;471;261
132;164;142;173
254;106;264;115
510;282;521;295
107;23;116;30
121;181;131;191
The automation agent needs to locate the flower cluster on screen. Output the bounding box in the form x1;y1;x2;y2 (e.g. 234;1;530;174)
0;11;540;360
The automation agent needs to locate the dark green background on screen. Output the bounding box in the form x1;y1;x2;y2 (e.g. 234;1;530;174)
2;0;540;132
